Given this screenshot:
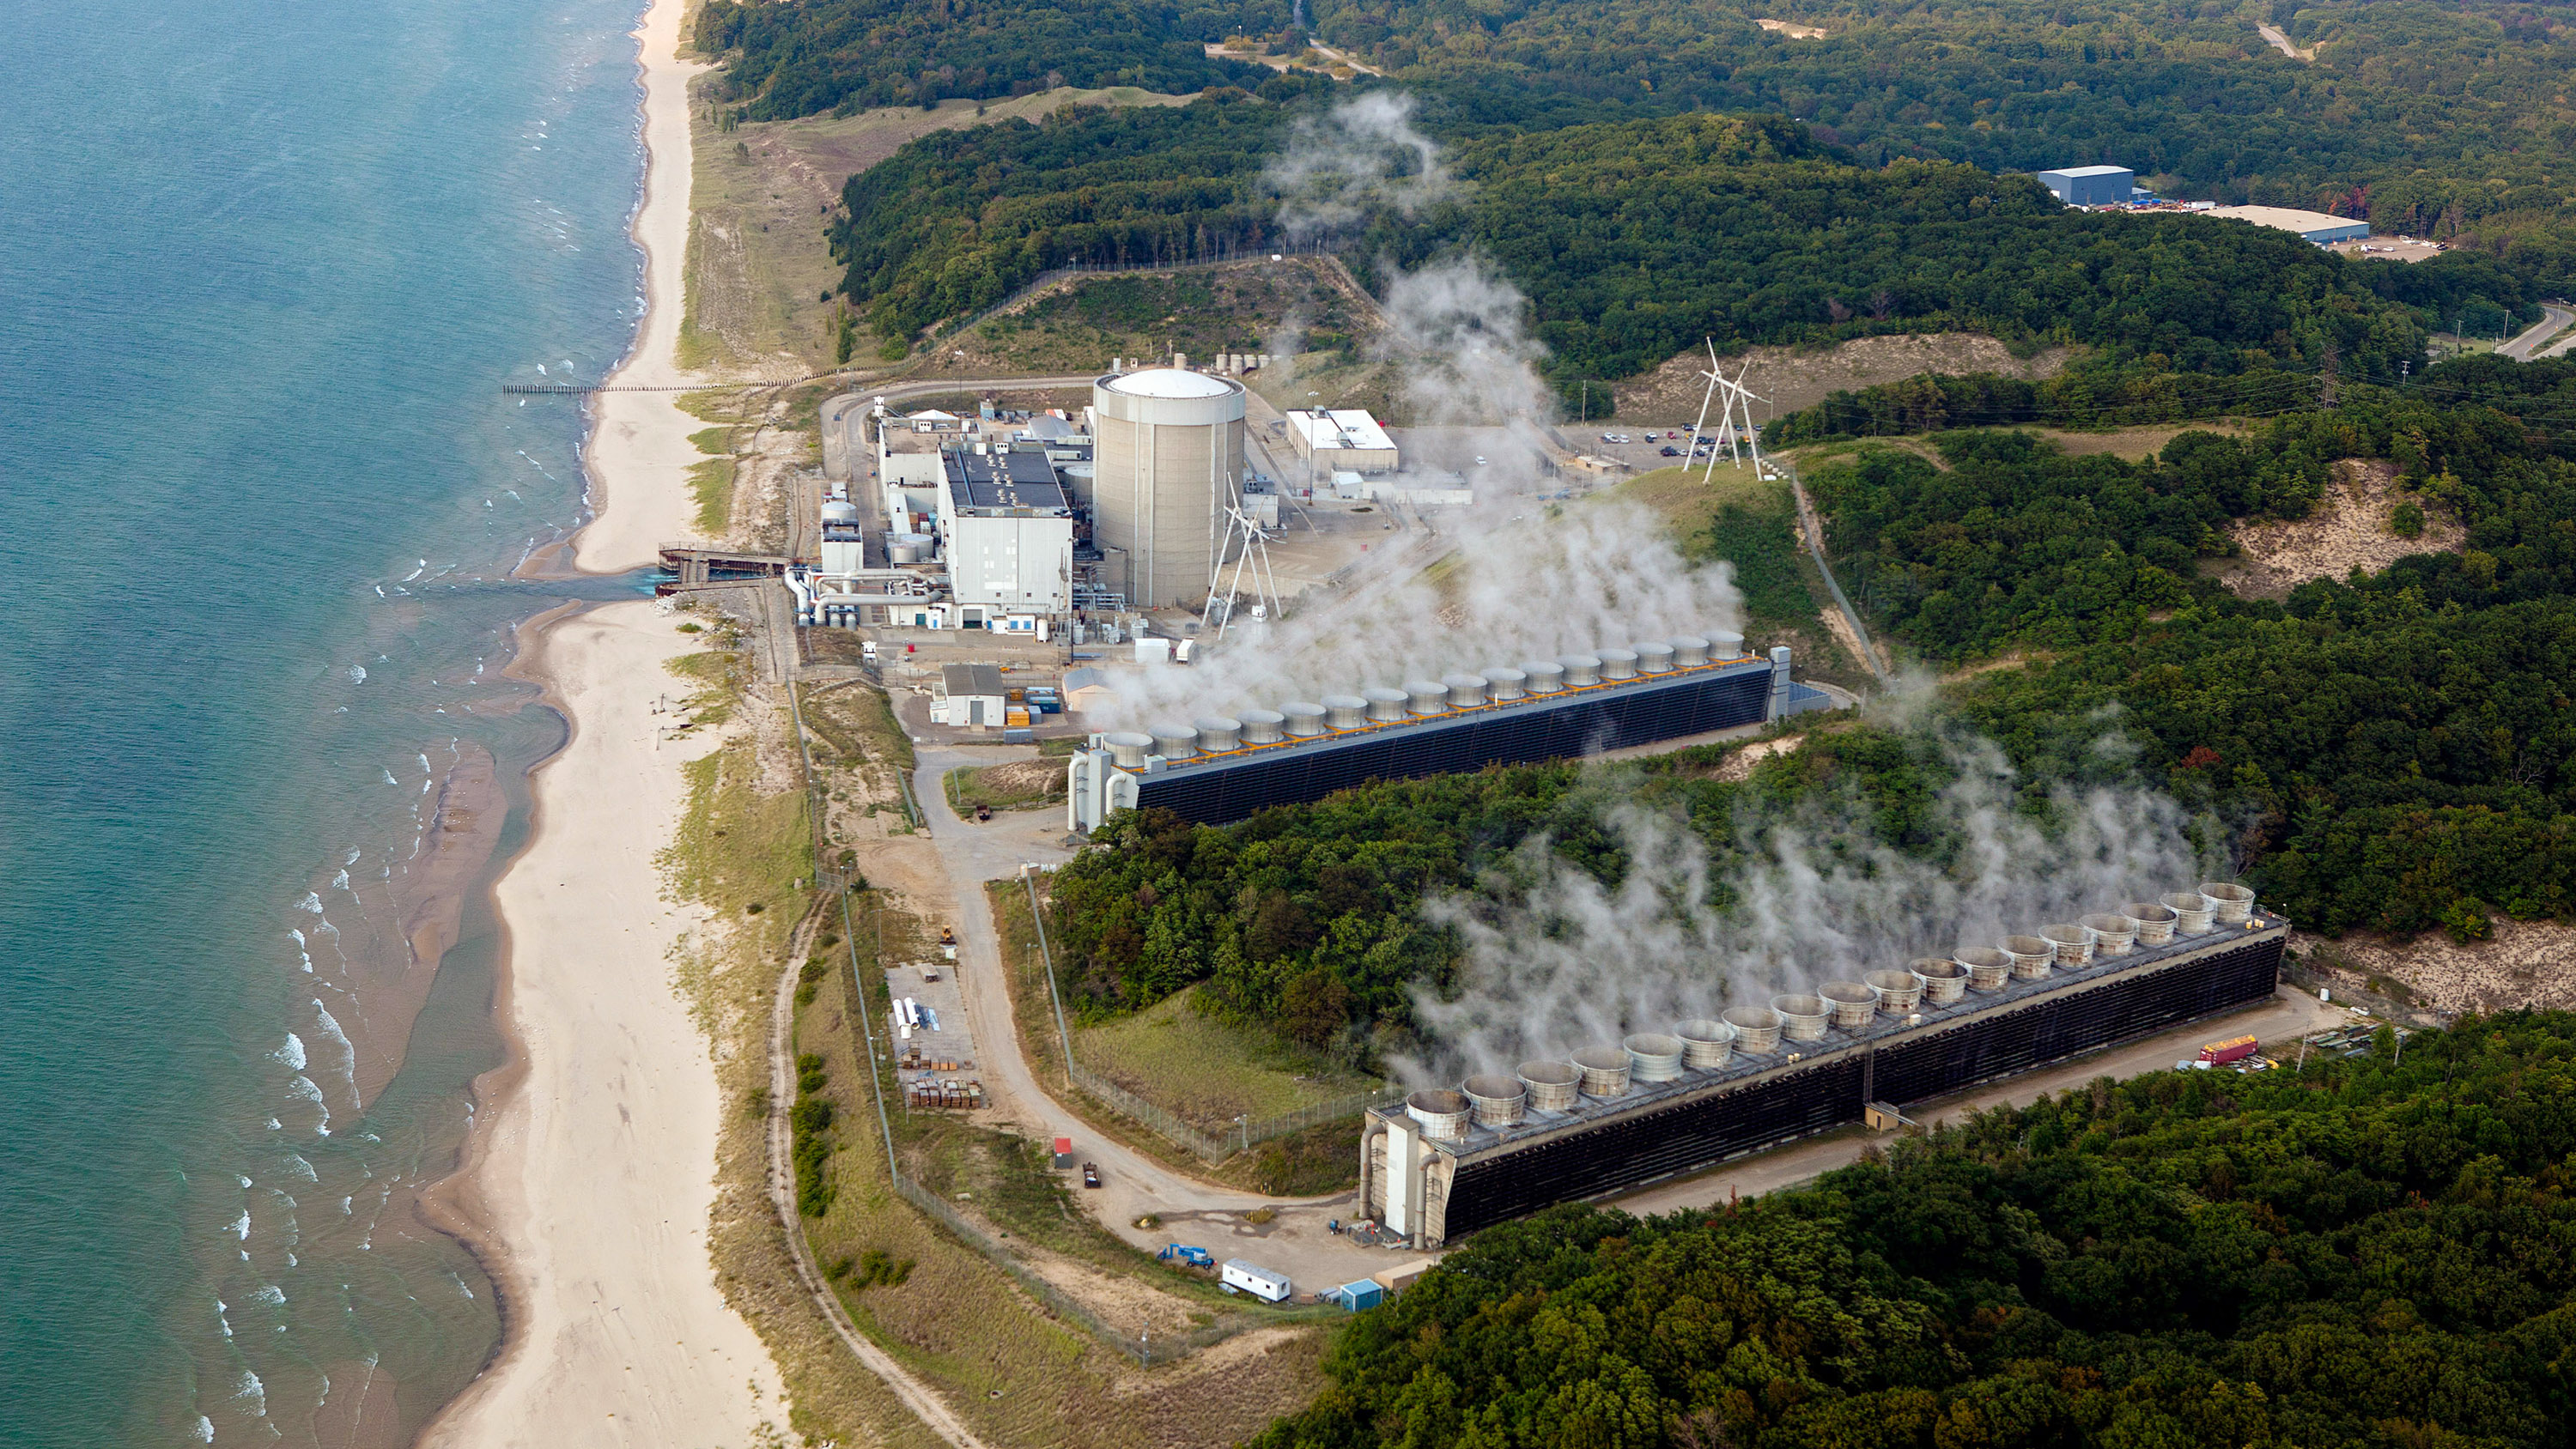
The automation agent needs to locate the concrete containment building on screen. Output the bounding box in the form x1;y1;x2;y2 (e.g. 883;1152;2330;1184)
2037;166;2136;206
1362;895;2288;1246
1089;368;1246;609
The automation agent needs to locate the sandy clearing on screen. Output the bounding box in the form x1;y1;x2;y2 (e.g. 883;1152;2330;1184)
2217;458;2461;599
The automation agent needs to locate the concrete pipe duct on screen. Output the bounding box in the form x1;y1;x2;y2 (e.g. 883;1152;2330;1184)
2081;912;2140;955
1522;660;1566;694
1237;709;1285;746
1150;724;1200;761
1362;687;1410;723
1670;635;1711;668
1955;947;2013;993
1405;1088;1472;1141
1675;1018;1736;1070
1819;981;1877;1030
1573;1046;1633;1099
1625;1033;1686;1082
1559;654;1601;687
1634;642;1676;675
1723;1004;1783;1053
1461;1074;1527;1128
2202;882;2257;925
1103;731;1155;770
1865;968;1924;1014
1711;630;1747;659
1771;994;1830;1040
1596;647;1640;681
2039;924;2096;967
2163;890;2216;935
1404;679;1450;716
1443;673;1488;707
2123;900;2178;945
1910;956;1969;1005
1194;716;1242;753
2001;936;2054;980
1482;666;1528;702
1516;1060;1582;1113
1281;702;1327;737
1323;694;1370;731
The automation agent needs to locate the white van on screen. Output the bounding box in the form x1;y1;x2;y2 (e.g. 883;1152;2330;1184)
1220;1259;1292;1303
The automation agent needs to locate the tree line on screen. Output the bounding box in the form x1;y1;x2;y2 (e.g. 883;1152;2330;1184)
1252;1009;2576;1448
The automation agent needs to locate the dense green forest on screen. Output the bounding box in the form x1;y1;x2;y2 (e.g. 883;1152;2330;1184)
833;102;2430;384
1253;1010;2576;1448
1047;373;2576;1050
692;0;1285;117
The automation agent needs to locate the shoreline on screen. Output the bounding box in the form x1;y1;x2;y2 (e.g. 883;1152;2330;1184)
414;0;791;1443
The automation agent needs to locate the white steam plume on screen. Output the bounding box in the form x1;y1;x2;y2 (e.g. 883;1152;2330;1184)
1400;732;2216;1085
1266;91;1450;239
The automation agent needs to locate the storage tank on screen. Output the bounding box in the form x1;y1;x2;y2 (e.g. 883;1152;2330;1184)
1461;1074;1526;1128
1443;673;1488;707
2081;912;2139;955
1624;1033;1685;1082
1573;1046;1632;1098
2201;882;2257;925
1322;694;1369;730
1149;723;1199;761
1194;716;1242;753
1281;701;1327;737
1559;654;1601;687
1596;647;1640;681
2164;890;2215;935
1237;708;1285;745
1955;947;2012;993
1103;731;1154;770
1723;1004;1783;1053
1404;679;1449;716
1771;994;1830;1041
1865;968;1923;1013
821;499;860;525
1670;635;1711;667
888;534;932;564
1482;666;1528;701
1517;1060;1581;1113
2039;924;2096;967
2123;900;2178;945
1522;660;1566;694
1675;1018;1735;1069
1090;369;1248;608
1362;688;1409;723
1819;981;1877;1029
1910;956;1969;1004
1404;1088;1470;1141
2000;936;2054;980
1634;642;1675;675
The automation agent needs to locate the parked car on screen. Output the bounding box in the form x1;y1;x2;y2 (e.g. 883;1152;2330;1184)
1081;1161;1102;1188
1659;446;1680;457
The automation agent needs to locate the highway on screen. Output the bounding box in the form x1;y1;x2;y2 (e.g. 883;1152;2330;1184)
2498;303;2576;361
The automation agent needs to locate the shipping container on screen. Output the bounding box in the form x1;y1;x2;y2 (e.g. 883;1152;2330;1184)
2199;1034;2259;1065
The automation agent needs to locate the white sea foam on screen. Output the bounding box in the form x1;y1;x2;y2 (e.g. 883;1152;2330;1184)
190;1416;213;1443
294;893;322;914
286;1075;331;1135
453;1273;476;1299
249;1284;286;1308
265;1117;283;1131
343;846;361;867
284;1153;317;1182
347;664;366;684
227;1210;250;1240
215;1301;233;1340
331;869;349;892
272;1034;307;1071
380;767;398;786
341;1196;353;1215
234;1370;266;1416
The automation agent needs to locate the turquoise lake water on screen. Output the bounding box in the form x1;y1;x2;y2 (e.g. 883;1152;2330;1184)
0;0;652;1441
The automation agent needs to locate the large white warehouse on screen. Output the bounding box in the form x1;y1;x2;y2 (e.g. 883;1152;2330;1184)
1089;368;1246;609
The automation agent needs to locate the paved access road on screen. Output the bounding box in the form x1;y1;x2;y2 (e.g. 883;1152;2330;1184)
2499;303;2576;361
821;376;1103;482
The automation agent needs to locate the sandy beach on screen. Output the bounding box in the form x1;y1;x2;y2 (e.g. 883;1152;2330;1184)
572;0;709;574
419;0;793;1443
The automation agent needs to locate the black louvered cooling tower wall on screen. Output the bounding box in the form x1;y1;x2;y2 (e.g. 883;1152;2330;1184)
1132;664;1774;824
1438;932;2284;1238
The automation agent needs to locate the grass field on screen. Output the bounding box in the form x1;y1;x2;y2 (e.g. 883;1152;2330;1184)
1074;985;1383;1131
945;757;1066;815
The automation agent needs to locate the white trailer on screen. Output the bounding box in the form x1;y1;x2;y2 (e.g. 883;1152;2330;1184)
1220;1259;1291;1303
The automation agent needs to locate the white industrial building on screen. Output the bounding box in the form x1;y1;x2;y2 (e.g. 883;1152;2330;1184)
2202;204;2371;246
2037;166;2136;206
1088;368;1247;610
935;444;1073;634
1284;408;1400;474
933;664;1008;728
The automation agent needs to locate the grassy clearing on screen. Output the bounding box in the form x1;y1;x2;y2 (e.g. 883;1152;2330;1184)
946;757;1066;814
1073;986;1383;1131
803;681;915;773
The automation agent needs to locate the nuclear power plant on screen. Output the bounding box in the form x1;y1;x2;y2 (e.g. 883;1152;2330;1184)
1360;884;2281;1246
1067;633;1834;828
1088;368;1248;610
